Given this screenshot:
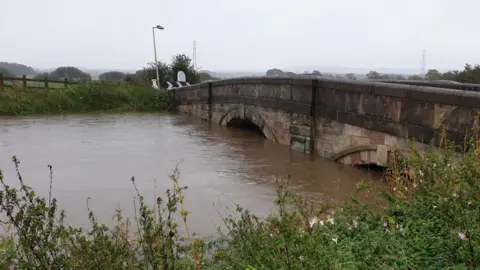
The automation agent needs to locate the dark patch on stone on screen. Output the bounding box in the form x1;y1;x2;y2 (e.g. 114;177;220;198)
400;100;434;127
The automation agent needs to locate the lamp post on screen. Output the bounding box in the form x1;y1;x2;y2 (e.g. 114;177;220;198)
152;25;164;89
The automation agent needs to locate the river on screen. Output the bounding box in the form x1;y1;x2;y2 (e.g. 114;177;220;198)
0;113;384;237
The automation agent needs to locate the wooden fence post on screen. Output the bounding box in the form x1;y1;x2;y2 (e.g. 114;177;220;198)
22;75;27;88
45;76;49;88
64;78;68;88
0;73;3;90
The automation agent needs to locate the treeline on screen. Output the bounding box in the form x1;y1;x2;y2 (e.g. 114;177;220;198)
1;54;218;86
0;62;36;77
266;64;480;84
366;64;480;83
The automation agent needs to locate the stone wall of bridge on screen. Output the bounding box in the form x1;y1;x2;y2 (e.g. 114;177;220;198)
174;77;480;166
376;80;480;92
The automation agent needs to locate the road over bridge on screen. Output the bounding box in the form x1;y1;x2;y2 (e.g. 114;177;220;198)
173;77;480;167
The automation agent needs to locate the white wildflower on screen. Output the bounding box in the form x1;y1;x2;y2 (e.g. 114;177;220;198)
458;232;467;241
419;170;424;177
332;237;338;244
327;216;334;225
353;219;358;228
299;255;305;262
309;217;318;228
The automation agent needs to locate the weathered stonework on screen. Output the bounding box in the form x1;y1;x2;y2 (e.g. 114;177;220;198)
174;77;480;166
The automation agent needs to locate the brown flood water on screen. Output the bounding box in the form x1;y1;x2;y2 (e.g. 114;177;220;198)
0;113;385;238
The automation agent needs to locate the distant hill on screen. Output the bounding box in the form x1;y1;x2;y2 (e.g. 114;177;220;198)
0;62;37;77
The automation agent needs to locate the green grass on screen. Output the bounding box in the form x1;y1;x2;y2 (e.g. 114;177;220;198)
0;82;173;115
3;79;66;89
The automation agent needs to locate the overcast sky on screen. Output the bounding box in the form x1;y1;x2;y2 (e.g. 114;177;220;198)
1;0;479;72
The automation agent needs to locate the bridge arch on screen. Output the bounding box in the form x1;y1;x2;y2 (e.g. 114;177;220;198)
330;144;389;167
219;106;278;143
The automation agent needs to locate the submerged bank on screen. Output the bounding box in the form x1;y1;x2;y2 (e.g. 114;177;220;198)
0;83;173;115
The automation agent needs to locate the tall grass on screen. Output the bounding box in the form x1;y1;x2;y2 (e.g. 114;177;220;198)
0;83;173;115
0;128;479;269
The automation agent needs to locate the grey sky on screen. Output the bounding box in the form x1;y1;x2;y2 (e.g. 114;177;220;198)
1;0;479;72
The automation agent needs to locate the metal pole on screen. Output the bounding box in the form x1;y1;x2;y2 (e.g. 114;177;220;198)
152;27;160;89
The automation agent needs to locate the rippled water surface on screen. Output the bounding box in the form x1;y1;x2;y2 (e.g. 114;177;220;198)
0;113;384;237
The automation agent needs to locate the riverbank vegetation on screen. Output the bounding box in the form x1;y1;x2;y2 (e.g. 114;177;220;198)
0;83;173;115
0;128;479;269
0;53;219;115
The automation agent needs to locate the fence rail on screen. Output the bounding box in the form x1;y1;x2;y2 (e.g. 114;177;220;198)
0;74;81;90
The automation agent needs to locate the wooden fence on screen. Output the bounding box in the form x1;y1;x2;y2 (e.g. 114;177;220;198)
0;74;80;90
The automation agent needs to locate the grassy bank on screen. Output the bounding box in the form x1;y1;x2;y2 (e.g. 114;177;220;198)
0;83;173;115
0;134;479;269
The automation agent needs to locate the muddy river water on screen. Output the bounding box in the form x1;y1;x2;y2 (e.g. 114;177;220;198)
0;113;384;237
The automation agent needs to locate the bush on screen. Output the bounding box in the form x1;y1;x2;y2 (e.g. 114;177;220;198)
0;83;173;115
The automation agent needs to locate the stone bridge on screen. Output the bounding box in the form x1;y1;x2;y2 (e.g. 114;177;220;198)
173;77;480;167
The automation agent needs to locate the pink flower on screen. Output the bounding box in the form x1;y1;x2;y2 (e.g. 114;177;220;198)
9;264;14;270
458;232;467;241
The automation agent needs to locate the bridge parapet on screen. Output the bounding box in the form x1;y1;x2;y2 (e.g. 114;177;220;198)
174;76;480;166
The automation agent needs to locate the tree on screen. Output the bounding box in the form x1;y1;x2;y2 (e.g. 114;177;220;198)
48;67;91;82
0;62;36;77
135;61;170;86
346;73;356;80
99;71;126;82
425;69;442;81
32;72;50;80
366;71;382;79
123;73;136;84
198;72;218;82
311;70;322;76
169;54;199;84
454;64;480;83
440;71;458;81
0;68;13;77
266;68;285;76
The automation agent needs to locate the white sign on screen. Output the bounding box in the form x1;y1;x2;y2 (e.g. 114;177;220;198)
177;70;186;82
151;79;159;89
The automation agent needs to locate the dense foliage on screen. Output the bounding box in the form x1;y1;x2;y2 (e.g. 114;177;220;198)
99;71;127;82
0;82;173;115
0;126;479;269
365;64;480;83
47;66;92;82
134;54;201;87
0;62;36;77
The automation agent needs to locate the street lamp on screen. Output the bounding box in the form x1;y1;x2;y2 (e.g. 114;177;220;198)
152;25;164;89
